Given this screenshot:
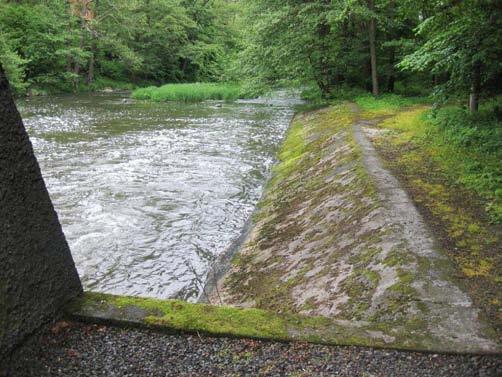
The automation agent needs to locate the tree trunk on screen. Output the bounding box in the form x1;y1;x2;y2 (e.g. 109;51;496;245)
66;1;73;74
368;0;379;96
387;46;395;92
469;61;481;112
318;20;331;97
73;27;84;93
145;0;151;28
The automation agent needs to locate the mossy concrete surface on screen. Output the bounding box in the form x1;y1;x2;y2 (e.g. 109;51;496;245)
67;292;499;354
207;104;499;354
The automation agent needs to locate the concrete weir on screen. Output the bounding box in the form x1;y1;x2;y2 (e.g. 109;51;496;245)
0;65;82;365
210;105;500;353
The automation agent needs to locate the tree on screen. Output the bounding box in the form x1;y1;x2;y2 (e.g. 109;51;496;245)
399;0;502;111
0;0;241;92
367;0;379;96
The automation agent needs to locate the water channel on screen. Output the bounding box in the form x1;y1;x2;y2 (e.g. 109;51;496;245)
18;92;299;301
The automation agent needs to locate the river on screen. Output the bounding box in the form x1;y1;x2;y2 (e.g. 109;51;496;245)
18;92;299;301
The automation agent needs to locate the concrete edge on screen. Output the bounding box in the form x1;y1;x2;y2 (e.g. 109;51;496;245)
65;292;501;356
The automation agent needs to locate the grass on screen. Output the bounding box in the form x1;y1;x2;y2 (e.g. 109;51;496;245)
347;92;501;222
132;83;244;102
354;93;427;118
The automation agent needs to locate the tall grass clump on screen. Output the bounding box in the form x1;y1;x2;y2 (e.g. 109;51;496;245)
355;93;426;115
132;83;243;102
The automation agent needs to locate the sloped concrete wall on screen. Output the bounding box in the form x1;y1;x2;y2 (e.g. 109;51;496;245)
0;65;82;364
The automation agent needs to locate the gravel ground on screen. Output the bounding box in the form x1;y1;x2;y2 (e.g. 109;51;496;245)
5;321;501;377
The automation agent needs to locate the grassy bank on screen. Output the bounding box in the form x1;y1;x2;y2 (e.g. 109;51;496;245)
132;83;243;102
361;96;501;332
356;94;501;223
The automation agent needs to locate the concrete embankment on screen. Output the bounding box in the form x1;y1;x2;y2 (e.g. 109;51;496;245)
209;104;500;353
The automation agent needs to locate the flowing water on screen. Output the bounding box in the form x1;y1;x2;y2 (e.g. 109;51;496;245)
18;92;300;300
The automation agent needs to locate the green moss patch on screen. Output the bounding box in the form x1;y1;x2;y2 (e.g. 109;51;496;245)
66;292;500;354
67;292;391;349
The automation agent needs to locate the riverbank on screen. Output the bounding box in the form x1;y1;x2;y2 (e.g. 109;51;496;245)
209;101;500;352
18;77;138;98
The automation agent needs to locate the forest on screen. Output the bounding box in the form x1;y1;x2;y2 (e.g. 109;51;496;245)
0;0;501;220
0;0;500;109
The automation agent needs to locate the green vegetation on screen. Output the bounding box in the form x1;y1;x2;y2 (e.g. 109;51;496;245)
363;97;501;330
132;83;243;102
238;0;501;111
360;96;502;223
1;0;500;110
429;106;502;223
0;0;241;95
354;94;426;117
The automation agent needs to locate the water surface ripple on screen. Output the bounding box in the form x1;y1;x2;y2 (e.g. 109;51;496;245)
19;93;297;300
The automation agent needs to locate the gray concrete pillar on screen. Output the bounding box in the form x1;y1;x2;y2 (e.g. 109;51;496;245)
0;64;82;365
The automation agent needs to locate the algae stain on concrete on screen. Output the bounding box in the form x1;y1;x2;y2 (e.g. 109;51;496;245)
210;104;499;353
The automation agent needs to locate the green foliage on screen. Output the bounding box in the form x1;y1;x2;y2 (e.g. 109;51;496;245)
428;101;502;222
132;83;243;102
399;0;502;104
0;33;27;94
0;1;70;93
355;93;425;114
237;0;429;98
0;0;242;94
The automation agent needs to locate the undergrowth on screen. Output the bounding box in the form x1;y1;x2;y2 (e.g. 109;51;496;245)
428;101;502;223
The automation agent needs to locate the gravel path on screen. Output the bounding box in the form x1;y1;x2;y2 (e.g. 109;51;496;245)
6;321;501;377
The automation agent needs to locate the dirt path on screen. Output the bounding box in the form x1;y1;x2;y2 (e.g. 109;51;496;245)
209;104;499;353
